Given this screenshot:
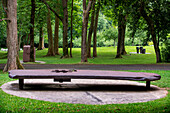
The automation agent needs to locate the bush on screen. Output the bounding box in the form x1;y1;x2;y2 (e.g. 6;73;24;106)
161;39;170;62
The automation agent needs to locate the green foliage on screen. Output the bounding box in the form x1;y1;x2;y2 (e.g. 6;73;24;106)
0;22;6;48
161;38;170;62
97;25;118;47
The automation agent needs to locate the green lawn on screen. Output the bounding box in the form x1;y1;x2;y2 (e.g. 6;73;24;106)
0;46;162;64
0;70;169;113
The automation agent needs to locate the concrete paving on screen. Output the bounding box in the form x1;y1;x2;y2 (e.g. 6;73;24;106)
1;79;168;105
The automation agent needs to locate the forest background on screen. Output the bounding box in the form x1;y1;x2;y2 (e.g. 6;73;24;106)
0;0;169;71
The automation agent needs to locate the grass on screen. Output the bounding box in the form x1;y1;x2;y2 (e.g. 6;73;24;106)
0;46;164;64
0;70;169;113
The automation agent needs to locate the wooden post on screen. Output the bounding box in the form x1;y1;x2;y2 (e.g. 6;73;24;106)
146;81;150;89
19;79;24;90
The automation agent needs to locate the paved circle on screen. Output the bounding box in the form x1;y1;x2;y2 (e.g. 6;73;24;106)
1;79;168;105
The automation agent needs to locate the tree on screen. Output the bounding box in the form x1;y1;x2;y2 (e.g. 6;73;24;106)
87;0;96;58
42;0;69;58
36;2;46;50
37;26;45;50
1;0;24;72
81;0;93;62
70;0;73;57
54;0;60;55
139;0;161;63
30;0;36;62
46;8;55;56
93;0;100;58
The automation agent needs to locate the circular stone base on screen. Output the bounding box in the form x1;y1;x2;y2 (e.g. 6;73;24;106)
1;79;168;105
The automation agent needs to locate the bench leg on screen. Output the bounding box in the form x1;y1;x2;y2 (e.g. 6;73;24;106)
19;79;24;90
146;81;150;89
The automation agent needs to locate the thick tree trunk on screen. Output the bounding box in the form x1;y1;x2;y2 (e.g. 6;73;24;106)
116;11;127;58
70;0;73;57
62;0;69;58
140;1;161;63
93;0;100;58
38;27;44;50
87;0;95;58
116;20;123;58
30;0;35;62
54;16;60;55
46;8;55;56
81;0;92;62
54;0;60;55
121;16;127;55
4;0;24;72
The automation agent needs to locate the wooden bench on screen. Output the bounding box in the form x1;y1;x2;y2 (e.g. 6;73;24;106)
9;69;161;90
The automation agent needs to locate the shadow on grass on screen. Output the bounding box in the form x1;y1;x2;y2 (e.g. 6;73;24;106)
10;83;158;92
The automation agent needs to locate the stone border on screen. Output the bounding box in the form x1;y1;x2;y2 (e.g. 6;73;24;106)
1;79;168;105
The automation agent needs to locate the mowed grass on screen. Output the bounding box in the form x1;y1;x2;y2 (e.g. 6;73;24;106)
0;70;169;113
0;46;160;64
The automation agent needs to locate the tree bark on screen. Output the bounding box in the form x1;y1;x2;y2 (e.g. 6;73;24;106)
140;0;161;63
81;0;93;62
30;0;35;62
54;15;60;55
42;0;69;58
87;0;96;58
54;0;60;55
38;27;44;50
46;8;55;56
121;15;127;55
62;0;69;58
93;0;100;58
116;10;123;58
3;0;24;72
70;0;73;57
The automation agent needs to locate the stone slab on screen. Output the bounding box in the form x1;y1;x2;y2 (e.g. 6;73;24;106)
1;79;168;105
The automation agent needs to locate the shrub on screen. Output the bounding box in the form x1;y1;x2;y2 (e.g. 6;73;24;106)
161;39;170;62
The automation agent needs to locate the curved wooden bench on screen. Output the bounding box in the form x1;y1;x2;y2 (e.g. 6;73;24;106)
9;69;161;90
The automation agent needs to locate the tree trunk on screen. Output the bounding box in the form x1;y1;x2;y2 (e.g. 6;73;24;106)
81;0;93;62
93;0;100;58
114;39;116;48
46;8;55;56
22;35;26;48
116;10;123;58
54;16;60;55
54;0;60;55
62;0;69;58
38;27;44;50
121;15;127;55
30;0;35;62
3;0;24;72
140;1;161;63
87;0;95;58
70;0;73;57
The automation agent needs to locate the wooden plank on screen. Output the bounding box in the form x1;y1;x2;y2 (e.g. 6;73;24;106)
9;69;161;81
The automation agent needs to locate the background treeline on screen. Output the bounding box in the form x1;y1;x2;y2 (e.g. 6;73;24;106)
0;0;169;67
1;0;166;48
